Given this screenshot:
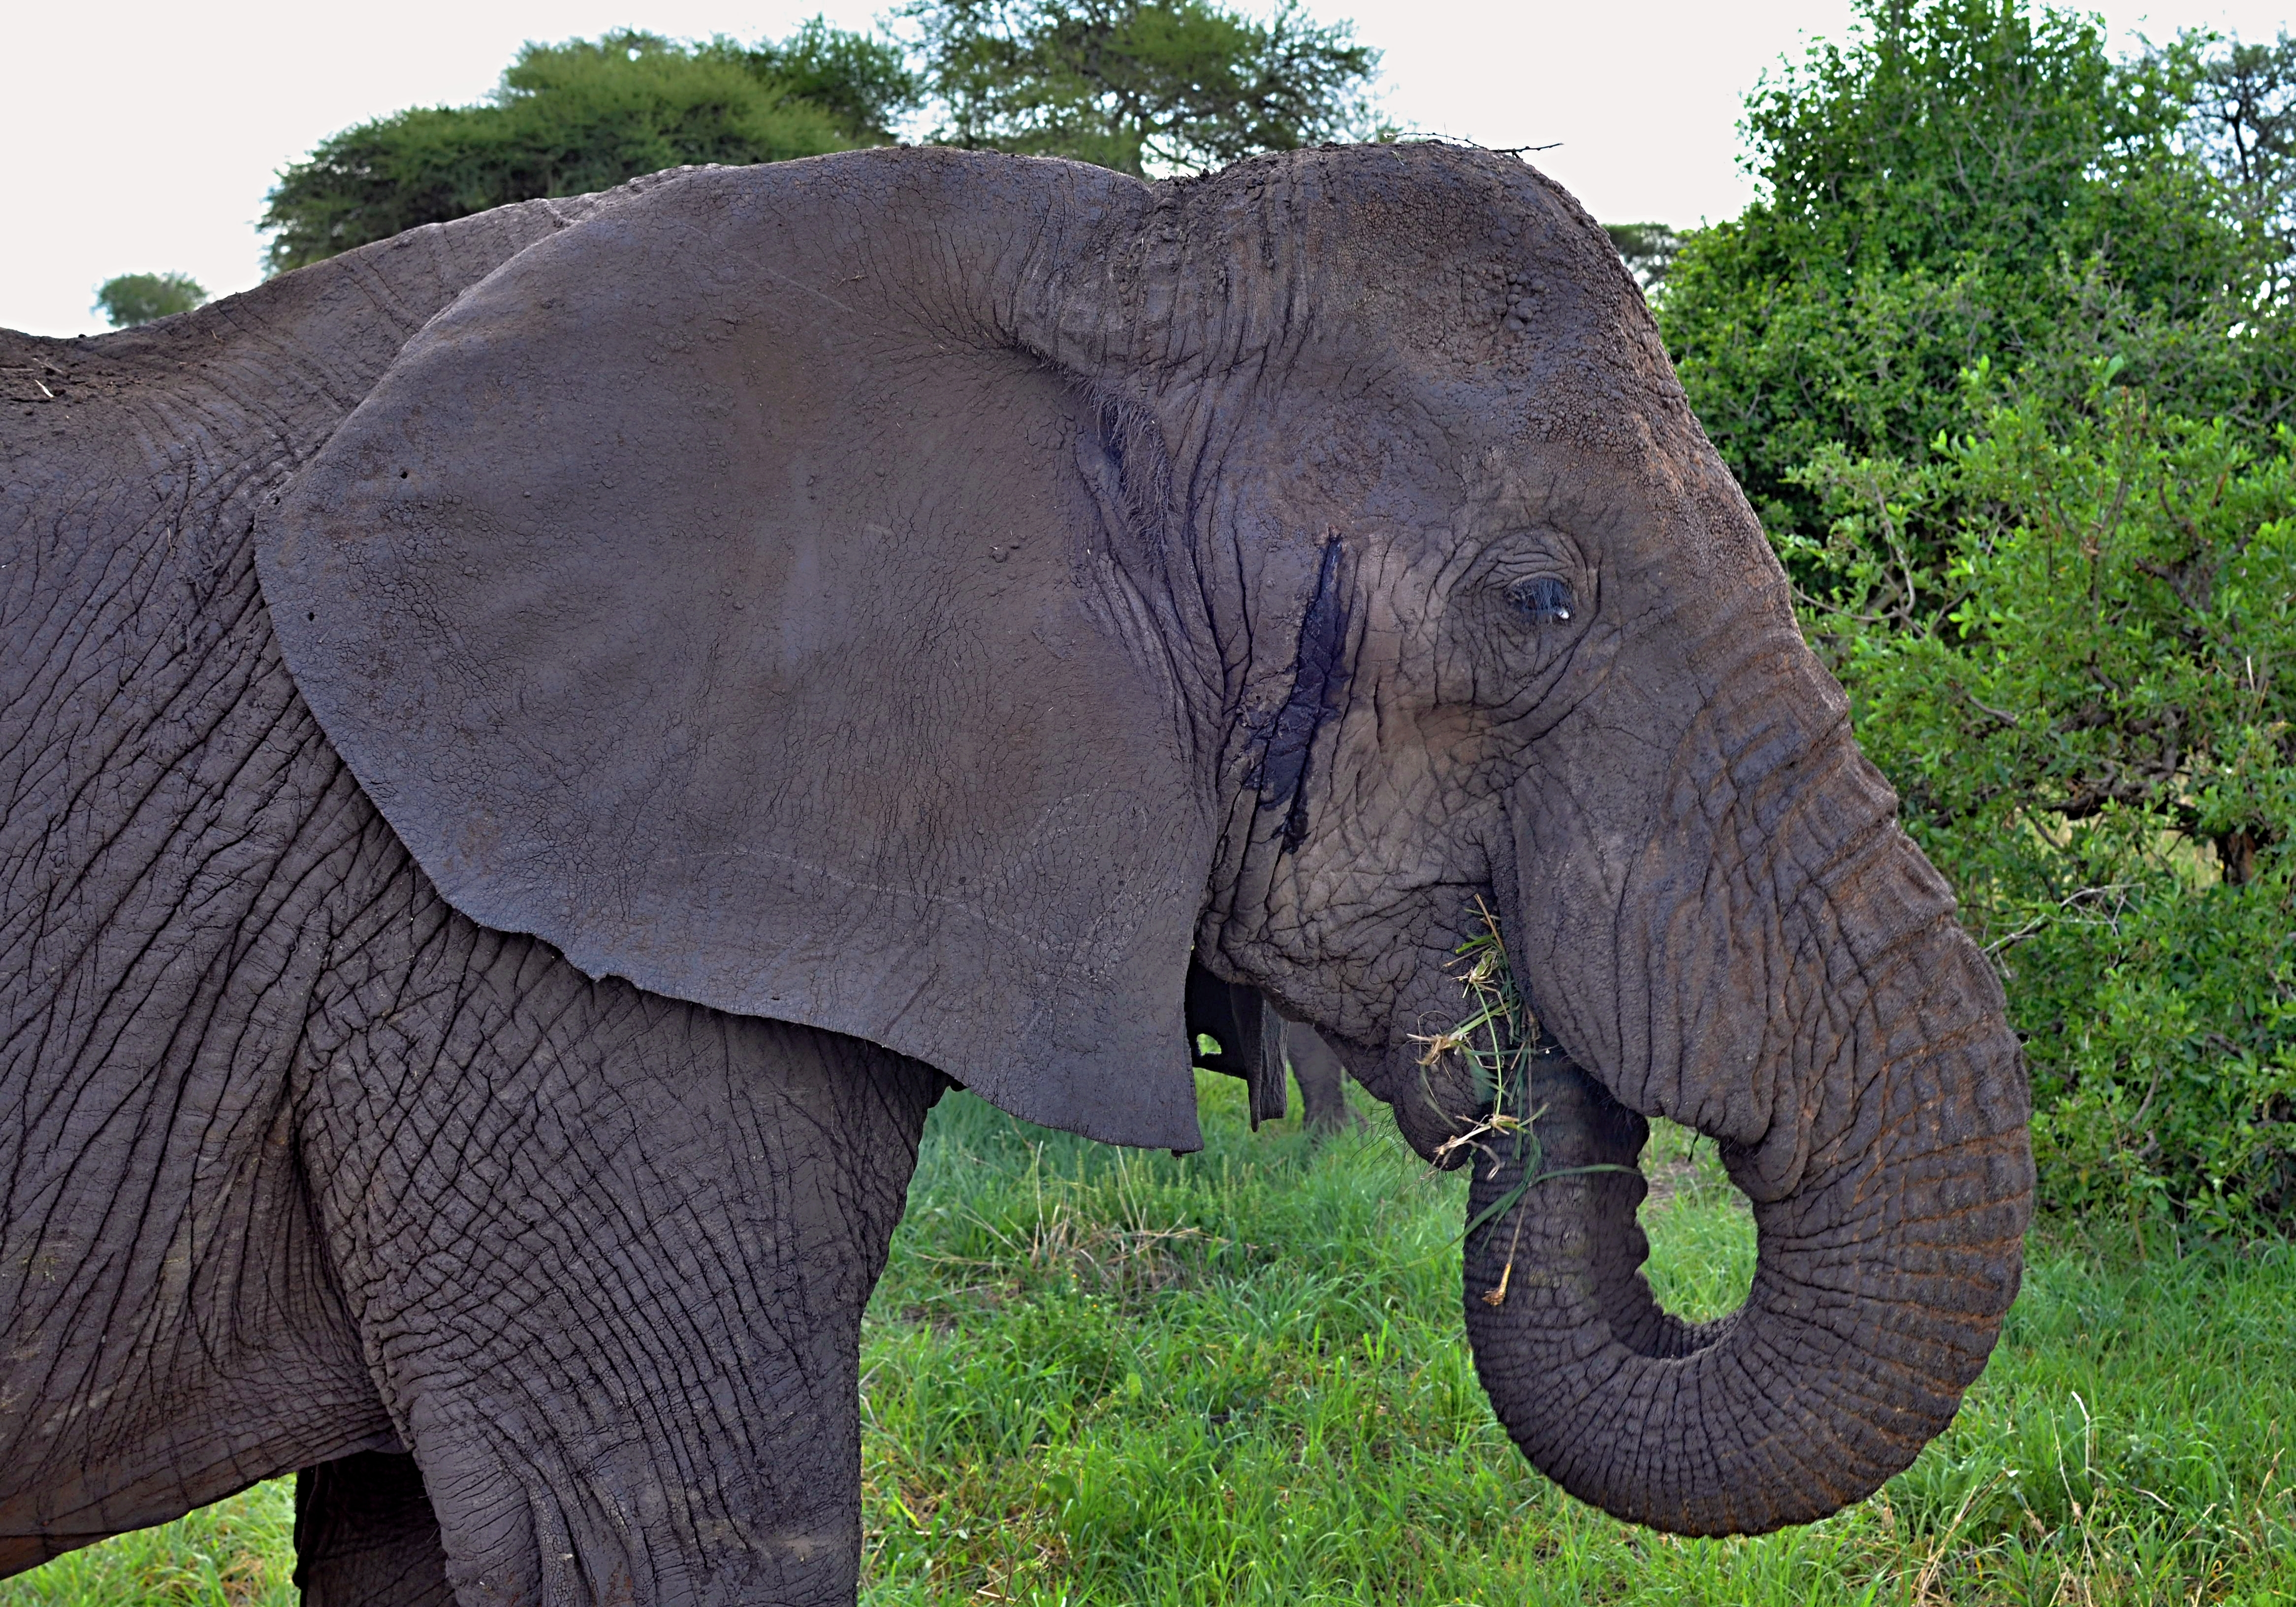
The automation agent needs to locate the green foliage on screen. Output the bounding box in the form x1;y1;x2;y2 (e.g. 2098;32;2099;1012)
1657;0;2296;1232
1602;221;1681;290
736;17;923;144
903;0;1381;177
262;24;914;273
1658;0;2277;538
260;0;1375;269
1789;373;2296;1229
2190;29;2296;273
92;272;206;327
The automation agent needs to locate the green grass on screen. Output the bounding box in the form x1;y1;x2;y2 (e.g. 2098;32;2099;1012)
0;1478;296;1607
8;1075;2292;1606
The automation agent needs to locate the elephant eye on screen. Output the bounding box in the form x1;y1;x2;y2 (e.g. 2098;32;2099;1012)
1508;575;1575;625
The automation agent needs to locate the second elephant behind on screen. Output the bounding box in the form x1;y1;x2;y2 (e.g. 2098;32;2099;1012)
1183;961;1359;1133
1282;1025;1359;1132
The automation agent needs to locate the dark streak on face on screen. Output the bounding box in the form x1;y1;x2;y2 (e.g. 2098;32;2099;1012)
1255;533;1350;851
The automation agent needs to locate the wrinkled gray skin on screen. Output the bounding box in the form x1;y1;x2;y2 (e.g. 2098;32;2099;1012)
1;144;2032;1604
1282;1023;1357;1131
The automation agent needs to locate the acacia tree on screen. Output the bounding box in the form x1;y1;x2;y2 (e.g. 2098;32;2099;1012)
905;0;1381;177
94;272;207;327
263;24;917;273
1601;223;1680;289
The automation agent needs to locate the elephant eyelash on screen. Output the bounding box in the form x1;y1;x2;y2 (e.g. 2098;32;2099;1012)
1507;575;1575;625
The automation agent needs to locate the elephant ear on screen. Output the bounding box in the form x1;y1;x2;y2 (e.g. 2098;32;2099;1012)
258;159;1215;1150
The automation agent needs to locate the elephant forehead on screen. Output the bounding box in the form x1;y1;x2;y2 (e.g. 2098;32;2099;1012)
1378;405;1775;606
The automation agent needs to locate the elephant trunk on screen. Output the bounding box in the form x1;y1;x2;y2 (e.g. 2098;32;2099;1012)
1461;903;2031;1536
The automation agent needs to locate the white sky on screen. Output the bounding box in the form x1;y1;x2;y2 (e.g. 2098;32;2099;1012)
5;0;2290;336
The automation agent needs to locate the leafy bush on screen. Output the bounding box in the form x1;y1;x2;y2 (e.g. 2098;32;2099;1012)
1659;0;2285;541
1657;0;2296;1230
1787;374;2296;1229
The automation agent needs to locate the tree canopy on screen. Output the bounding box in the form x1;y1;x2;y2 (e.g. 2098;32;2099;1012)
1658;0;2279;537
2191;31;2296;265
261;3;1382;268
903;0;1382;176
1601;223;1680;290
262;24;917;273
94;272;208;327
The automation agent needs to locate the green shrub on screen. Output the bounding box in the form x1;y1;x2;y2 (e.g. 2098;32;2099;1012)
1655;0;2296;1232
1656;0;2282;543
1784;373;2296;1229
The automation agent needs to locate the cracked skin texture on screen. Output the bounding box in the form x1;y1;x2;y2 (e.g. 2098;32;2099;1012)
1;143;2030;1601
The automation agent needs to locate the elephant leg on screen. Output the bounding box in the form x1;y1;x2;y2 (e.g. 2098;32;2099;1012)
294;1452;452;1607
1287;1028;1360;1133
298;912;950;1607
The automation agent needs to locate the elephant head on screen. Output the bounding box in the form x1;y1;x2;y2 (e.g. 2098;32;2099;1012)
260;143;2031;1537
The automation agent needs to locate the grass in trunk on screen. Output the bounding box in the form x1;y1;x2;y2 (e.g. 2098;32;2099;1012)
5;1083;2290;1606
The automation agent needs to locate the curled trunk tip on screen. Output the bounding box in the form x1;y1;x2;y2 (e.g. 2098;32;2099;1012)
1463;1031;2030;1536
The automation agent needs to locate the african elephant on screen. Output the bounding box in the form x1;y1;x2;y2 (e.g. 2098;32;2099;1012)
1;143;2032;1603
1183;961;1358;1132
1281;1020;1357;1132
